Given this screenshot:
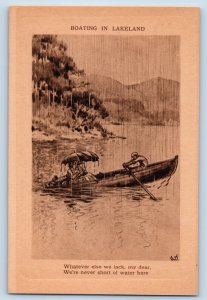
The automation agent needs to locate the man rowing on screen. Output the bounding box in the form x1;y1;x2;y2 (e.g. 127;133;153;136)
122;152;148;170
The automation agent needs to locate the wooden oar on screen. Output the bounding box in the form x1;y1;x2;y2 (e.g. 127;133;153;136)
124;167;158;201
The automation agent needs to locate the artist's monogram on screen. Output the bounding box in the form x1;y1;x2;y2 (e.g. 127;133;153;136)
170;254;179;261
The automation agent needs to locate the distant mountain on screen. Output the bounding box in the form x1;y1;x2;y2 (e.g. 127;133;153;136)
86;74;180;125
86;74;142;100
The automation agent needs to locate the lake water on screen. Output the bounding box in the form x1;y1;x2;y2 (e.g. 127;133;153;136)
32;124;179;260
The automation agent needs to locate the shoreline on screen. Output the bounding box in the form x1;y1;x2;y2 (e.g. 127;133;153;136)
32;121;178;142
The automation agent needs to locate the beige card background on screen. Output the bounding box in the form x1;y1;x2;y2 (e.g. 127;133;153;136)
8;7;199;295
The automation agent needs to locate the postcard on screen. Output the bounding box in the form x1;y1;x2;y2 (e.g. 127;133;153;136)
8;6;199;295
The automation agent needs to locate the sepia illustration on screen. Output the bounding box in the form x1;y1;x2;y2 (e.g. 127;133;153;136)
32;34;180;260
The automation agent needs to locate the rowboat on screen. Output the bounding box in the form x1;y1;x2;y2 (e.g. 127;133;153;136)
95;155;178;187
44;155;178;190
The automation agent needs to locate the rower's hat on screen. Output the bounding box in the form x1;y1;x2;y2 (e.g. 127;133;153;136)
131;152;139;158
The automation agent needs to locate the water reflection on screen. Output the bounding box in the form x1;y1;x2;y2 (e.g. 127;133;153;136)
32;125;179;260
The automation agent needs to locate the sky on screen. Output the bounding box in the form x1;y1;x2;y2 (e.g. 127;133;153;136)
61;35;180;85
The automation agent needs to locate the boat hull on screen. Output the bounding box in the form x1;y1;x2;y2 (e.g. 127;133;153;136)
43;156;178;190
95;155;178;187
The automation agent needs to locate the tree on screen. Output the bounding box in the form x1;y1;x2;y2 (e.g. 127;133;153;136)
32;35;109;134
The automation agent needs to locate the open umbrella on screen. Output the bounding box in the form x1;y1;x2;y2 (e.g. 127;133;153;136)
61;150;99;165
